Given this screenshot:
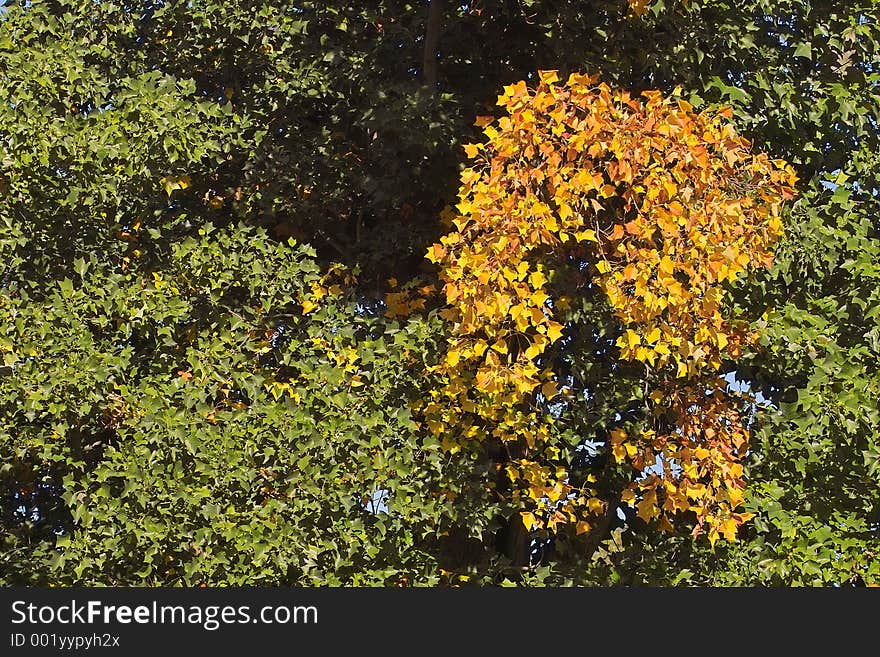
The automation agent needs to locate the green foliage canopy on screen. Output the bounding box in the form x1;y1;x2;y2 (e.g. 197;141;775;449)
1;0;877;586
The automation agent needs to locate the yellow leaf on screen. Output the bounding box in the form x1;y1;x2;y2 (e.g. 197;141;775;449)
524;342;543;361
538;70;559;85
446;349;461;367
520;512;537;530
529;290;549;307
546;322;564;343
628;0;652;18
720;519;738;541
625;329;641;349
637;497;657;522
574;229;598;242
576;521;591;535
676;360;688;378
708;529;720;548
658;515;675;533
541;380;558;399
161;174;191;196
596;260;610;274
728;488;744;508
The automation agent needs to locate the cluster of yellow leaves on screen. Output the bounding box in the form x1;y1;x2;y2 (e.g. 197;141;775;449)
148;271;179;295
383;278;435;319
424;70;796;543
298;263;350;315
160;174;191;196
595;93;796;375
615;381;755;545
627;0;653;17
310;336;366;388
260;325;363;404
265;379;303;402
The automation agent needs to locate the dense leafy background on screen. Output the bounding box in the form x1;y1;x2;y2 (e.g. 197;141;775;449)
0;0;877;585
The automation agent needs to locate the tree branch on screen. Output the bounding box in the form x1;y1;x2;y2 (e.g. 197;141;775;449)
422;0;444;88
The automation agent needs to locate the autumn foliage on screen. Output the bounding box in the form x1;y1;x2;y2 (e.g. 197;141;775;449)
424;71;798;545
